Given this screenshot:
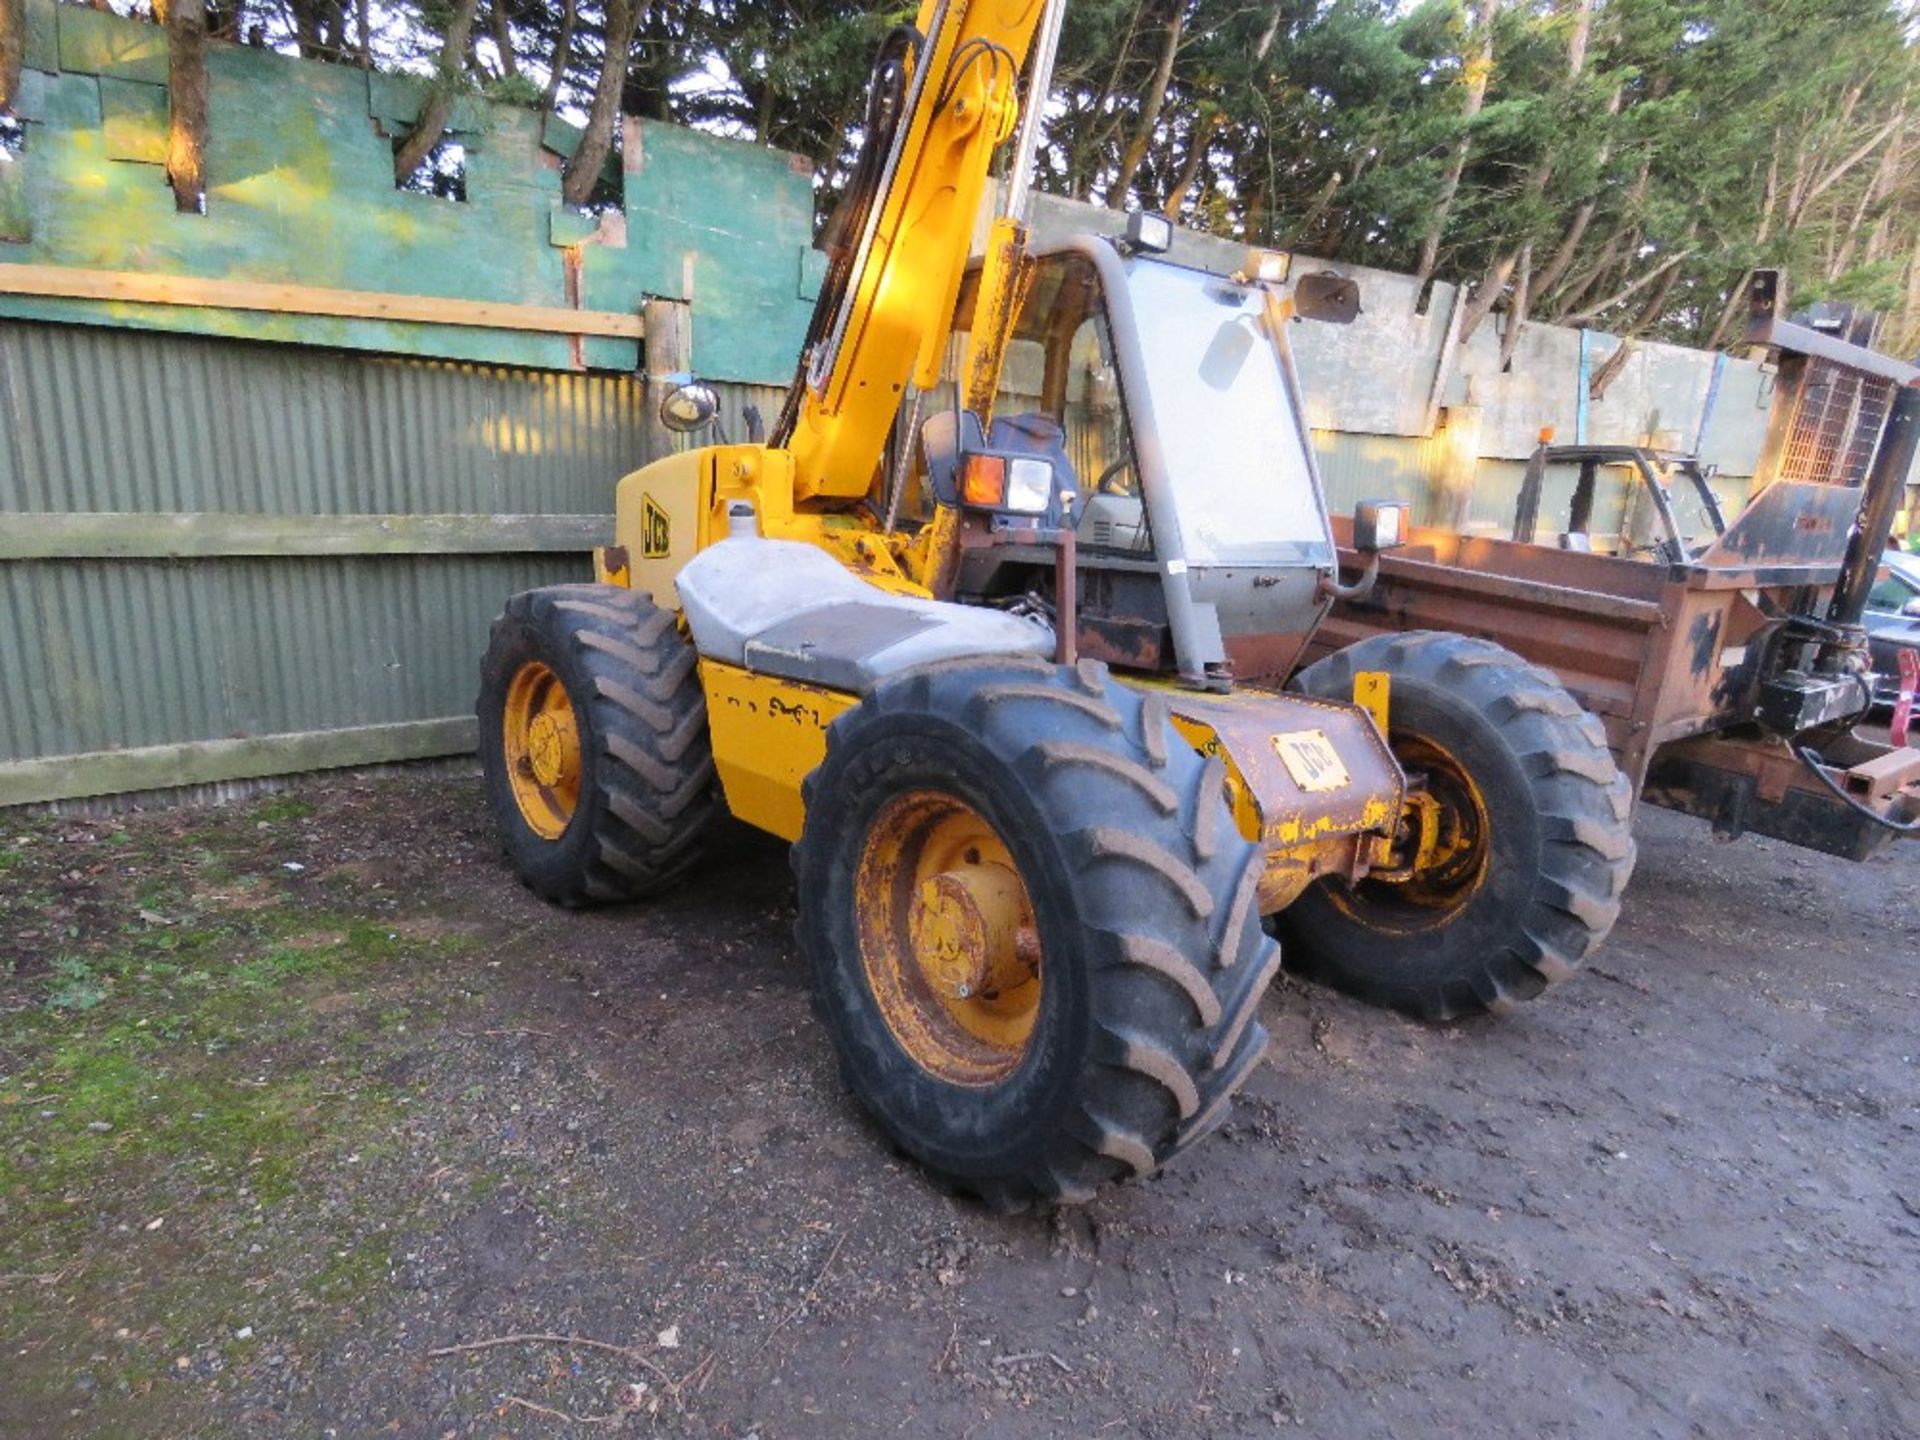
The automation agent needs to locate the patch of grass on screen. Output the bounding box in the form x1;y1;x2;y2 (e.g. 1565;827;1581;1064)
308;1231;394;1303
0;788;498;1434
253;796;316;825
45;956;107;1012
1;911;472;1236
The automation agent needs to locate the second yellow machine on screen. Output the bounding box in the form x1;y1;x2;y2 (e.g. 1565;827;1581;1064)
477;0;1636;1207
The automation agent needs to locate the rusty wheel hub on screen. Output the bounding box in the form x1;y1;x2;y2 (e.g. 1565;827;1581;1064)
855;791;1043;1085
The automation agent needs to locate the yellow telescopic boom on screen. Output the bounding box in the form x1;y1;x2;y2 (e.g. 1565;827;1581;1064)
779;0;1051;504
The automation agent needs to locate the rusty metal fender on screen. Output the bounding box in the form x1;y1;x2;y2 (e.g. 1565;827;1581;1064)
1144;683;1405;913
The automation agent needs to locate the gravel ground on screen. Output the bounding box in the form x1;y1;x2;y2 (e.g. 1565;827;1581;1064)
2;768;1916;1439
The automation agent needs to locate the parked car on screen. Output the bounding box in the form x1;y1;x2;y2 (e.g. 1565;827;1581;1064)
1863;548;1920;706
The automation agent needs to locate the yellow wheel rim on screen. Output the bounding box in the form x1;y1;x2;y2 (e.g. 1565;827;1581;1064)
502;659;582;840
855;791;1044;1086
1337;734;1490;923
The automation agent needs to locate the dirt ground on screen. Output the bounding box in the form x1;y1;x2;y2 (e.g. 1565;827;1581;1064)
2;767;1917;1439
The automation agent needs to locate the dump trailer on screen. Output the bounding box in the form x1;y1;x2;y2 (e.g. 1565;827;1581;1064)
474;0;1634;1207
1310;272;1920;892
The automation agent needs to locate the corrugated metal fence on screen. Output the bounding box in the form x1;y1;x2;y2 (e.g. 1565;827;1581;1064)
0;316;780;806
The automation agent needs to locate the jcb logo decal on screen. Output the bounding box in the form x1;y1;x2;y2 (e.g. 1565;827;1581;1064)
1271;729;1350;793
641;495;672;559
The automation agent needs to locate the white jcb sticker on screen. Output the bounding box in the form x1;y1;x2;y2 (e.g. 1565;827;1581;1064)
1271;728;1350;793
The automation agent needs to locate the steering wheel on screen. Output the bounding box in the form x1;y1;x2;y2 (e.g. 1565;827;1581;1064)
1095;457;1136;496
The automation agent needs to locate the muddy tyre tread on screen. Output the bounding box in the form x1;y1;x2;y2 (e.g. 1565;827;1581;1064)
1286;630;1634;1020
794;657;1278;1208
478;584;719;908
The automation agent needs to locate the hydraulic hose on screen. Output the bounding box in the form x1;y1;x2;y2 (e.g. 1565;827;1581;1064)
771;25;921;447
1792;743;1920;835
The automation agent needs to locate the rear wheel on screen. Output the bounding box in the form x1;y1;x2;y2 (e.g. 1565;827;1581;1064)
794;657;1281;1209
1282;631;1635;1020
478;584;719;906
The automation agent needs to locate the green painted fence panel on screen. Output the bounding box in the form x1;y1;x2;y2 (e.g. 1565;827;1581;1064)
0;313;786;803
610;118;820;387
1;5;818;384
22;0;59;72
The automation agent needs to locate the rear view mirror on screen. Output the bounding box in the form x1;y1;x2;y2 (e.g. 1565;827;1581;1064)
1901;597;1920;618
1293;271;1361;326
659;379;719;434
1353;500;1409;554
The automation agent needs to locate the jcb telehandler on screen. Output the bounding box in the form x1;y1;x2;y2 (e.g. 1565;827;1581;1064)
476;0;1635;1207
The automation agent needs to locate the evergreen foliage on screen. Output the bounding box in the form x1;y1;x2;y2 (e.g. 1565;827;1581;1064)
56;0;1920;352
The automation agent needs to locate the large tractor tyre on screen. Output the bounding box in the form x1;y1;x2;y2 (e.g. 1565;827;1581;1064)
1282;631;1635;1021
478;584;720;908
792;657;1281;1211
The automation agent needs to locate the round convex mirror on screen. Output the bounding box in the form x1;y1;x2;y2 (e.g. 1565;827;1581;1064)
660;381;719;434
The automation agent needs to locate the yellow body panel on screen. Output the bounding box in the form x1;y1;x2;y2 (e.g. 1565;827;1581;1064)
616;444;933;607
618;449;706;606
1353;670;1391;734
699;660;860;842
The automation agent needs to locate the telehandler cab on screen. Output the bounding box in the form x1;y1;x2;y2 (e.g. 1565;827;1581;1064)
477;0;1635;1206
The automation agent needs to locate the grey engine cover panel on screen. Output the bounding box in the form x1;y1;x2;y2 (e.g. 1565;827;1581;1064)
676;536;1055;693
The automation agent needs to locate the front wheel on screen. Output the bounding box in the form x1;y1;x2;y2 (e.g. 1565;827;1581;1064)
793;658;1281;1210
1281;631;1635;1020
477;584;720;907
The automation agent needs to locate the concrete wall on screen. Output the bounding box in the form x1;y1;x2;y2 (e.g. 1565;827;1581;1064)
1025;196;1776;515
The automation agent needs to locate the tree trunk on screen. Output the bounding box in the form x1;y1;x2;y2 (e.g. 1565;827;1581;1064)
489;0;517;77
1862;96;1910;267
756;77;776;145
1066;1;1141;197
1894;234;1920;359
1530;81;1625;299
1548;232;1624;319
540;0;575;115
1786;112;1904;233
1242;177;1268;246
1160;109;1218;219
1107;2;1184;208
1285;168;1344;250
1587;337;1633;401
0;0;22;114
561;0;638;207
393;0;481;184
165;0;210;213
1457;0;1593;344
1415;0;1499;285
1701;270;1750;351
1498;243;1531;370
1456;248;1521;346
1626;250;1685;335
1560;249;1690;327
